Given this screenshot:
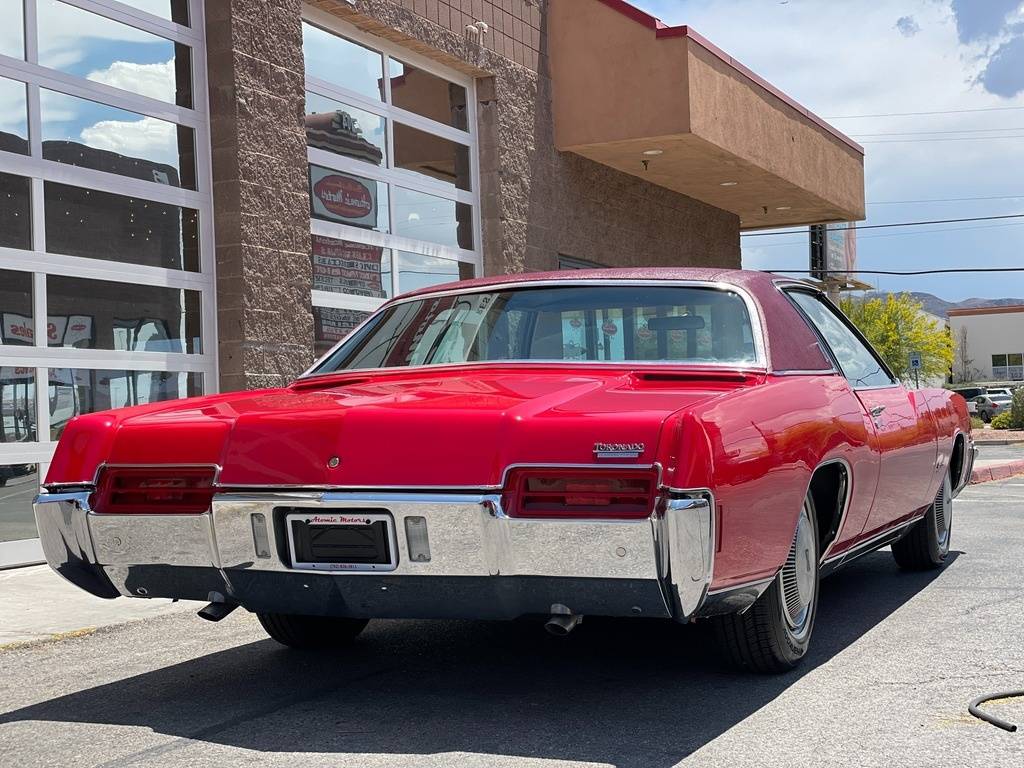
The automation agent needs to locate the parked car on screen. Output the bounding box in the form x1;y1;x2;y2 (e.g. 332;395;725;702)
973;393;1012;422
34;269;975;673
0;463;34;487
952;387;987;401
985;387;1014;399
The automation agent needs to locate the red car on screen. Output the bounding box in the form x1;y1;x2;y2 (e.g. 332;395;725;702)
34;269;975;672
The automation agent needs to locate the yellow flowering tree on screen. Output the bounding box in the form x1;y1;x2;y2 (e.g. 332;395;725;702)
839;293;953;384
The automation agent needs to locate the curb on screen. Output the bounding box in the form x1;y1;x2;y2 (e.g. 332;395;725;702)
970;459;1024;484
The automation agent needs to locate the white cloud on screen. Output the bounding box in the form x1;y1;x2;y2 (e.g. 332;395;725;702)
86;59;176;103
637;0;1024;300
79;116;177;166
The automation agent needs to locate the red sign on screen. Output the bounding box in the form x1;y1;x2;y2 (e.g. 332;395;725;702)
569;318;582;329
602;321;618;336
313;174;374;219
312;235;385;298
637;327;653;341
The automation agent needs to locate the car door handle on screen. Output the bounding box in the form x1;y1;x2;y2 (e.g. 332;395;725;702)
870;405;886;417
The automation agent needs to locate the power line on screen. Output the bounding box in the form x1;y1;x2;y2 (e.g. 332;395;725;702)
860;134;1024;143
851;127;1024;137
745;221;1024;248
741;213;1024;238
825;105;1024;119
868;194;1024;205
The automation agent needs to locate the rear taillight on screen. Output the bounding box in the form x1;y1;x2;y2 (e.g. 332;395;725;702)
91;467;217;514
503;468;657;519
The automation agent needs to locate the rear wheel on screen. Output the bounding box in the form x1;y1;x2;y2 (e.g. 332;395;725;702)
891;471;952;570
714;493;820;673
257;613;369;649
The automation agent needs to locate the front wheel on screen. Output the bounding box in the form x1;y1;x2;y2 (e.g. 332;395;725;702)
713;493;820;673
891;471;952;570
257;613;369;649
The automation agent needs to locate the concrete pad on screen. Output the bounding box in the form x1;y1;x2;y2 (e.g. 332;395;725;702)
0;565;197;647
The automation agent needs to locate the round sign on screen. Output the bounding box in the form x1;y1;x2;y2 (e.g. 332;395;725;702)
602;321;618;336
313;174;374;220
569;317;582;328
637;327;653;341
670;329;684;342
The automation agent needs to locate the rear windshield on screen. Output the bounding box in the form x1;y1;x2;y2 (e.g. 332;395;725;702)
312;284;758;372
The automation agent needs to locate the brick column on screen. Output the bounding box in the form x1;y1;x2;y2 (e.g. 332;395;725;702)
205;0;313;392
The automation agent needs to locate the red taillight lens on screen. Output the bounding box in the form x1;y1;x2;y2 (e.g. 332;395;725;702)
503;468;657;519
91;467;216;514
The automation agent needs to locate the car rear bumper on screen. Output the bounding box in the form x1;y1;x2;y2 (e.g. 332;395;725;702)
33;489;722;621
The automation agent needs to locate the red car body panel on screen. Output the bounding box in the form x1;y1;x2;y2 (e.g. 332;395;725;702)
43;269;972;594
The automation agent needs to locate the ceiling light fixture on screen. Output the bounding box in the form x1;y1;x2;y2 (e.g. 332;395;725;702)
775;206;792;211
720;181;738;186
642;149;664;156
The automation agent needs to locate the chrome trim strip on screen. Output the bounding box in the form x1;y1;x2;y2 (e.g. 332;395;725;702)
91;462;223;487
301;279;769;377
822;513;925;567
772;368;840;376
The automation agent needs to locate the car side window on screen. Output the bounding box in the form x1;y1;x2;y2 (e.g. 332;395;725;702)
787;291;895;389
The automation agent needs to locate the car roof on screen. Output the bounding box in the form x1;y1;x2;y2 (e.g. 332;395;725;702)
392;267;835;373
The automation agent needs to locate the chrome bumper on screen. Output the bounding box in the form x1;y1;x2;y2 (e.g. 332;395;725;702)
33;490;716;621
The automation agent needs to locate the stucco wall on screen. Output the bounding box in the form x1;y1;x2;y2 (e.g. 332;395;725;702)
950;310;1024;383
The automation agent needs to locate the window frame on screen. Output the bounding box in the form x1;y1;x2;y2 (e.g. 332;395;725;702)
0;0;215;475
302;8;482;323
783;287;898;390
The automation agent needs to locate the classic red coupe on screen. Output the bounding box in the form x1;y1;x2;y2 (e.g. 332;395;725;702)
34;269;975;672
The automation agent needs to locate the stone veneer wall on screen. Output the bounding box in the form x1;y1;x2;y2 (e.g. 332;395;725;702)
208;0;741;390
205;0;313;392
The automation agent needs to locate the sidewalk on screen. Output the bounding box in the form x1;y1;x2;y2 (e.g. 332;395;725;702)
970;458;1024;484
0;565;196;647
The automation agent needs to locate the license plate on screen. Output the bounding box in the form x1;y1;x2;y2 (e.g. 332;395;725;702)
286;511;397;572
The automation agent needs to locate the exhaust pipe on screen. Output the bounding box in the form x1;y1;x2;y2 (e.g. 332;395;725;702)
197;591;238;623
544;603;582;636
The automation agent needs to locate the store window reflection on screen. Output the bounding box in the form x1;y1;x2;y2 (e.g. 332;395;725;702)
305;92;386;166
393;122;471;191
397;251;474;293
309;165;389;232
388;60;468;130
1;369;36;443
312;235;392;299
0;173;32;250
313;307;370;357
48;369;201;439
47;276;202;353
0;269;33;347
41;89;196;189
393;187;473;250
0;464;39;544
37;0;193;107
45;183;200;271
303;23;384;101
0;77;29;156
0;2;25;60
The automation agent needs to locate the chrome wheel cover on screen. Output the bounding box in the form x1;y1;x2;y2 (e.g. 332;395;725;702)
779;499;816;639
933;471;953;555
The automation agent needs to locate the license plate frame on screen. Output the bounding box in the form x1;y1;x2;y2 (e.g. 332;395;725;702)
285;510;398;572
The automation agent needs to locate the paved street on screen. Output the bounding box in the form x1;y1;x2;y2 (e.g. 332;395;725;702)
2;479;1023;767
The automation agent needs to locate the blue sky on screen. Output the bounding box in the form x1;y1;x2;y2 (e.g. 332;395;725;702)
637;0;1024;302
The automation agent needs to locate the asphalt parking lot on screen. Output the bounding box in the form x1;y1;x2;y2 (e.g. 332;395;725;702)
2;479;1023;767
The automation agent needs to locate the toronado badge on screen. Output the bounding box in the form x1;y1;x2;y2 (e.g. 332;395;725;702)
593;442;645;459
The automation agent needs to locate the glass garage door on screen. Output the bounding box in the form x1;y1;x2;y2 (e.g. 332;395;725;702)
0;0;214;566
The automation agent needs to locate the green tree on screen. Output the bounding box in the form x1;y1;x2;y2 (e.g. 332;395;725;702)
839;293;953;385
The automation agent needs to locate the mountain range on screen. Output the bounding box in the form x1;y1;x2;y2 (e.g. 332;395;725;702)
863;292;1024;318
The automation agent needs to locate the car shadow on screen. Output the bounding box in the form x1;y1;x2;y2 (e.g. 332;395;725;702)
0;551;959;767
